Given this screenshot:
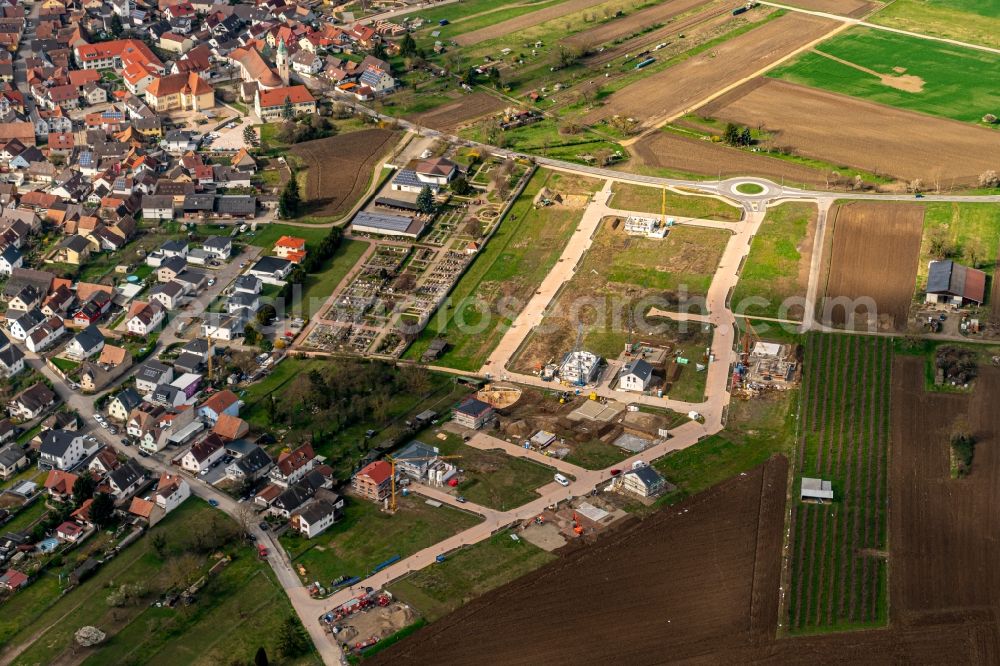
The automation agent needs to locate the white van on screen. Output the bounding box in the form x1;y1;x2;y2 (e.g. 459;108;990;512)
554;473;570;487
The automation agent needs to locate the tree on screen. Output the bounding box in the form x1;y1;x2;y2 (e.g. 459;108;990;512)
90;492;115;528
254;647;269;666
151;532;168;558
243;325;260;346
450;176;472;196
277;616;310;658
75;626;107;647
608;115;638;136
416;185;436;214
739;126;752;147
723;122;740;146
256;304;277;327
278;176;300;219
964;235;987;268
978;170;999;188
72;474;96;506
230;350;258;376
109;14;123;38
282;96;294;120
983;113;998;125
399;33;417;57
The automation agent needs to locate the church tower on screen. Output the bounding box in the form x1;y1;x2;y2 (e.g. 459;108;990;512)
276;39;290;87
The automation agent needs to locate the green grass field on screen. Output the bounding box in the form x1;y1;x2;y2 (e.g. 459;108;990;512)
563;438;629;469
769;27;1000;126
786;333;891;633
245;223;336;252
732;202;816;320
870;0;1000;50
433;430;557;509
403;168;603;371
281;495;481;583
295;239;369;319
609;182;742;221
653;387;798;506
916;202;1000;290
4;501;319;666
387;531;556;621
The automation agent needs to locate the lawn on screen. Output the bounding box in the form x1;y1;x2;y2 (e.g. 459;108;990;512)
460;118;627;167
653;386;799;506
5;500;319;666
869;0;1000;50
403;168;603;371
245;223;336;252
387;531;556;621
241;359;473;477
280;494;482;583
563;438;628;469
432;430;558;510
606;225;731;295
609;182;742;221
916;202;1000;290
732;202;816;320
295;239;369;319
49;357;80;374
768;27;1000;126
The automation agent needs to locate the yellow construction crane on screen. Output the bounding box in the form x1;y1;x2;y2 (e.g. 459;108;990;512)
386;454;463;512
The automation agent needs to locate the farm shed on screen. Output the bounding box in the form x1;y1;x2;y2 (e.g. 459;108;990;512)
351;211;425;239
800;477;834;502
925;260;986;306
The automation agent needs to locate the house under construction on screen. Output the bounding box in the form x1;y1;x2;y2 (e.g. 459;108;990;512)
559;350;602;386
746;342;797;386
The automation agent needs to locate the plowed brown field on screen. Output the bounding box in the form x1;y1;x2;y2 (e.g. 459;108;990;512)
629;130;833;187
564;0;714;49
454;0;610;45
289;129;400;218
701;78;1000;185
890;358;1000;622
782;0;876;18
374;456;789;665
582;13;838;128
406;92;506;133
821;202;922;331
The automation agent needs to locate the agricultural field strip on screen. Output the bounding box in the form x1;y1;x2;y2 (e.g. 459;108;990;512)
788;334;889;631
758;0;1000;56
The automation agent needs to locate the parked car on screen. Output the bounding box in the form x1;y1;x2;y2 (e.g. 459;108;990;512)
208;499;219;507
554;473;570;487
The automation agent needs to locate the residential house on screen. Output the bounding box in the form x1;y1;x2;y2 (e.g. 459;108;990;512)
227;291;259;315
126;300;165;336
0;445;28;479
274;235;306;263
247;256;293;283
134;359;173;394
149;281;186;310
105;459;145;499
198;389;241;425
352;460;391;503
25;316;64;353
213;413;249;441
452;398;494;430
39;429;96;470
0;344;24;378
393;441;438;481
44;469;79;501
619;358;653;393
620;465;667;498
8;307;45;341
269;443;316;488
10;382;56;420
9;285;42;312
0;244;22;275
234;274;261;294
54;234;91;265
141;194;173;219
108;387;142;422
178;434;224;473
201;236;231;260
155;471;190;513
291;497;344;538
391;157;457;194
64;325;104;360
156;255;187;282
56;521;85;543
224;445;273;482
199;312;245;341
0;569;29;591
